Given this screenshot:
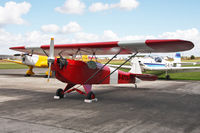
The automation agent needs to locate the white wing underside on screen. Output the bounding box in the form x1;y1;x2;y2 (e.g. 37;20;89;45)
108;64;200;72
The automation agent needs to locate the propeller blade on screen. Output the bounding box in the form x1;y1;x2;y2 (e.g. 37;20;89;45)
49;37;54;59
14;54;21;56
14;53;29;57
47;63;51;82
47;38;55;82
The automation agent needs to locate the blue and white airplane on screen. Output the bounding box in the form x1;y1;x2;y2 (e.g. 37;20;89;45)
109;53;200;79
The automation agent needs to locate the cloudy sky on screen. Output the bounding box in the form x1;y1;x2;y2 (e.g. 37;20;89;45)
0;0;200;56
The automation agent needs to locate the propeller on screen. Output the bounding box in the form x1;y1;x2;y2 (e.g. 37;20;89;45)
13;53;29;56
13;54;21;56
47;37;55;82
13;53;29;62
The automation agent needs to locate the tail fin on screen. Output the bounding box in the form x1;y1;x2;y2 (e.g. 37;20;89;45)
174;52;181;67
129;57;142;74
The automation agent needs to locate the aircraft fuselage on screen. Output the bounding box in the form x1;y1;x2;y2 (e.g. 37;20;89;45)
51;58;136;85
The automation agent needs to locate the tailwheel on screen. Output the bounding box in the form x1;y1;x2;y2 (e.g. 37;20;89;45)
84;91;98;103
54;88;64;99
134;84;137;89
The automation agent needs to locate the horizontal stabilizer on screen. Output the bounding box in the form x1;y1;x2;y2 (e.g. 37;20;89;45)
132;73;157;81
144;66;200;71
3;59;24;65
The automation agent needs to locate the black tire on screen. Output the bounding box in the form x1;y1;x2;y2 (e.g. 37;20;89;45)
25;74;31;77
166;75;170;80
56;88;64;98
86;91;95;100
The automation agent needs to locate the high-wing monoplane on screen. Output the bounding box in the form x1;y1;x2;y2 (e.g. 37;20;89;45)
10;39;194;102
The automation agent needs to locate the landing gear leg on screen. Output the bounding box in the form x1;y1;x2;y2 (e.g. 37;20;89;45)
54;84;75;99
25;66;34;76
54;84;97;103
83;84;97;103
165;70;170;80
45;69;52;78
84;91;97;103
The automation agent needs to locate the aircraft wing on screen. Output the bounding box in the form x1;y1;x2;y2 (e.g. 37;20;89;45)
177;62;199;65
108;64;200;73
3;59;24;65
10;39;194;56
143;66;200;72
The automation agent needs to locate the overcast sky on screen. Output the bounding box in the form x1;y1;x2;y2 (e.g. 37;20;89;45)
0;0;200;56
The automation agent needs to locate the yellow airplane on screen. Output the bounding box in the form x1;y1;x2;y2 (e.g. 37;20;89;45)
4;54;95;77
4;54;50;76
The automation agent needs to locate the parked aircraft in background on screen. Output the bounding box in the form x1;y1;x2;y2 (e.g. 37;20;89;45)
3;54;50;77
10;38;194;102
138;52;198;68
109;53;200;79
139;53;200;79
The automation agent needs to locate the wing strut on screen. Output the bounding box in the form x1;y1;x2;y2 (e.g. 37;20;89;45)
72;48;81;59
74;50;121;90
98;52;138;84
83;50;121;85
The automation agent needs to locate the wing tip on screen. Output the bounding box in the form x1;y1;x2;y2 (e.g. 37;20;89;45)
10;46;25;50
145;39;194;52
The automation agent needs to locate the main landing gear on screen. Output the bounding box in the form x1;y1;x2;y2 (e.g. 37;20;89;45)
25;66;35;76
53;84;97;103
166;75;170;80
165;71;170;80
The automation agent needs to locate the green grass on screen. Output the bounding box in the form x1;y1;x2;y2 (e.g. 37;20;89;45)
118;68;200;80
182;60;200;62
144;70;200;80
162;72;200;80
183;64;200;67
119;68;130;72
100;60;130;65
0;62;28;69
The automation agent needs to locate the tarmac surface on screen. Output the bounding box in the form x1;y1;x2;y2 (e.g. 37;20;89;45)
0;69;200;133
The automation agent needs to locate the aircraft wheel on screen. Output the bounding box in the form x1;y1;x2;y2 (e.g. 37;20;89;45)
166;75;170;80
25;74;31;77
56;88;64;98
134;84;137;89
86;91;95;100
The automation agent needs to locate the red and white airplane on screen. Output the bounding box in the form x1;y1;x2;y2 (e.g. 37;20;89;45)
10;39;194;102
